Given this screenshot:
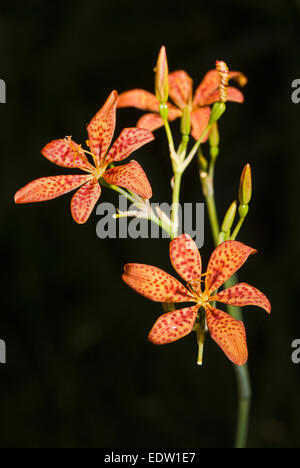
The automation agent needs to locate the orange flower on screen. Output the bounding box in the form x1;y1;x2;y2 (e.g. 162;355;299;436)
117;66;247;141
15;91;154;224
123;234;270;366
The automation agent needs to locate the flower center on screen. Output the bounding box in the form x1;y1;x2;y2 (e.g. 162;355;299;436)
187;274;211;306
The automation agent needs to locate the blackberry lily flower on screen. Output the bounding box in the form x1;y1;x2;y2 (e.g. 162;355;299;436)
117;66;247;141
123;234;270;366
15;91;154;223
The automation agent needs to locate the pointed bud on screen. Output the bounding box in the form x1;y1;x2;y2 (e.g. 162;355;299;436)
221;201;237;234
180;106;191;135
239;164;252;205
155;46;169;103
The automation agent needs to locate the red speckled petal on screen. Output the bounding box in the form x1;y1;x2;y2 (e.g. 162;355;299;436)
148;305;199;345
205;304;248;366
14;174;93;204
71;179;101;224
206;241;257;293
201;86;245;106
117;89;159;112
190;107;211;141
169;70;193;109
87;90;118;165
211;282;271;314
42;139;92;170
122;263;194;303
169;234;202;282
193;70;220;107
103;160;152;199
194;69;246;106
105;128;154;165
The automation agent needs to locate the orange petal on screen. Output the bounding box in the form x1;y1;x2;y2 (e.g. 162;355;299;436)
87;90;118;165
122;263;194;303
137;113;165;132
190;107;211;141
205;304;248;366
211;282;271;314
202;86;245;106
168;70;193;109
206;241;257;293
193;70;220;107
14;174;92;203
169;234;202;282
103;160;152;199
105;128;154;165
148;305;199;344
117;89;159;112
71;179;101;224
229;71;248;87
42;139;92;170
137;106;181;131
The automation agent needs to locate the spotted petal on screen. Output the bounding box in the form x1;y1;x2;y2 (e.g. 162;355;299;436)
206;241;257;293
117;89;159;112
42;139;92;170
148;305;199;344
211;283;271;314
193;69;246;107
168;70;193;109
170;234;202;282
190;107;211;141
14;175;92;203
123;264;194;303
103;160;152;199
87;90;118;165
193;70;220;107
71;179;101;224
105;128;154;165
205;304;248;366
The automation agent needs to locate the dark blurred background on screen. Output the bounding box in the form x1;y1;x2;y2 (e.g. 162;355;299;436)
1;0;299;448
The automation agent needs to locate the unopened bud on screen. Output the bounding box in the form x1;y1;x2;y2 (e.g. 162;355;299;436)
221;201;237;233
239;164;252;205
155;46;169;103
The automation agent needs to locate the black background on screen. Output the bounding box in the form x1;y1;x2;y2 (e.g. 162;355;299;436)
1;0;300;448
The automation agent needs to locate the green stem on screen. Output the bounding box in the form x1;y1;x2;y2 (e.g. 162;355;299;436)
231;217;245;241
223;275;252;449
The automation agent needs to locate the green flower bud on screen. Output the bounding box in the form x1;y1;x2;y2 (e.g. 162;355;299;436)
239;164;252;205
155;46;169;103
221;201;237;233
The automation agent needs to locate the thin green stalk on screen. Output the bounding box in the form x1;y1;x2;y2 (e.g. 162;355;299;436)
231;217;245;241
223;275;252;449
